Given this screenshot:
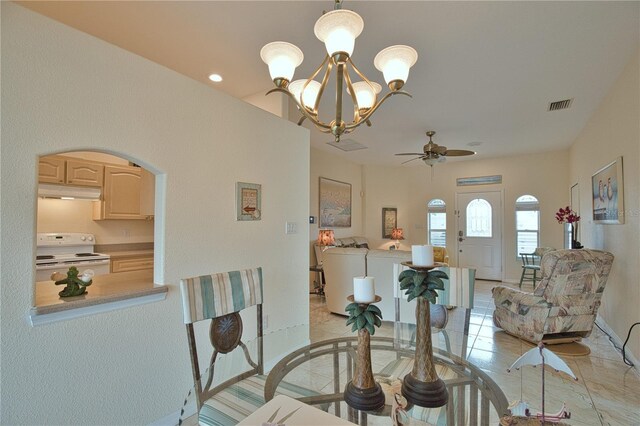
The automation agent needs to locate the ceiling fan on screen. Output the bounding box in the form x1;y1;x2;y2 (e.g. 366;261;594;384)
395;131;476;166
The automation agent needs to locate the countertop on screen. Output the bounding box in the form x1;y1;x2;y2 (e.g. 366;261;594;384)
34;269;166;315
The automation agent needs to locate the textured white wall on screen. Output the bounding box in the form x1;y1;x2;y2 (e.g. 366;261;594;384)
569;50;640;361
1;3;309;424
363;151;570;281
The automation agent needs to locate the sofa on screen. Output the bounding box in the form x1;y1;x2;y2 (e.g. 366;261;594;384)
492;248;614;343
322;243;471;322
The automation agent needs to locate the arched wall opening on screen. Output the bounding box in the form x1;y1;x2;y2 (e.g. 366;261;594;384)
34;148;165;309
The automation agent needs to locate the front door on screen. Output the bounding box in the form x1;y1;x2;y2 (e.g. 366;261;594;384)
456;191;502;280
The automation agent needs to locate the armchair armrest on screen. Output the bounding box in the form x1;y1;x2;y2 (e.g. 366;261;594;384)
492;285;550;315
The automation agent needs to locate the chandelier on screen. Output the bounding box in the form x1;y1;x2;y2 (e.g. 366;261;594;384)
260;0;418;142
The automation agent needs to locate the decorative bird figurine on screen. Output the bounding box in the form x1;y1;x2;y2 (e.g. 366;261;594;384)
54;266;93;297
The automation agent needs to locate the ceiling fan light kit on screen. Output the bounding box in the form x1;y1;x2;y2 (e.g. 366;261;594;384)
260;0;417;142
396;131;476;167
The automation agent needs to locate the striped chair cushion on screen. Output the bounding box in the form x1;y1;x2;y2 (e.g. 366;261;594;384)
199;375;326;426
180;267;263;324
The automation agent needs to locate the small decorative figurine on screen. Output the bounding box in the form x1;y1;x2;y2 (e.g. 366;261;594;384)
391;393;409;426
500;342;576;425
54;267;93;297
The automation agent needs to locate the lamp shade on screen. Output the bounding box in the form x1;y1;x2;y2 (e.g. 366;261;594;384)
314;9;364;57
423;157;439;166
260;41;304;82
350;81;382;109
391;228;404;240
288;79;322;108
318;229;336;246
374;45;418;86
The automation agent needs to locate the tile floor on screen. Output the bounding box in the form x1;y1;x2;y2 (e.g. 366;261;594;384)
309;280;640;425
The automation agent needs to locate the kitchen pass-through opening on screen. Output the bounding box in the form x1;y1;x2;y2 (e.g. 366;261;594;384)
33;150;166;324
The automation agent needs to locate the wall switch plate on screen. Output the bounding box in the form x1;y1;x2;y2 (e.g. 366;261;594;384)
286;221;297;234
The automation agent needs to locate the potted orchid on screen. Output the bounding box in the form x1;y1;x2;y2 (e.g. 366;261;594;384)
555;206;582;249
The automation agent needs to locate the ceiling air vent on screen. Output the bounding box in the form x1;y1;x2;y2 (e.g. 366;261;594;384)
548;98;573;111
326;139;367;152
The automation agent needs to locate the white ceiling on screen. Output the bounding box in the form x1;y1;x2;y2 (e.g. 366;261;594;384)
19;1;639;166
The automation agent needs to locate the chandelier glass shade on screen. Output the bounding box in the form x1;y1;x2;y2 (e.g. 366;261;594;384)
260;1;417;142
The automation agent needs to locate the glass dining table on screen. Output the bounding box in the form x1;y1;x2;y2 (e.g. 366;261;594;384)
263;321;509;426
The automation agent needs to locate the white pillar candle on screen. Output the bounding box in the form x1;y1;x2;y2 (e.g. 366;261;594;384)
412;245;434;266
353;276;375;303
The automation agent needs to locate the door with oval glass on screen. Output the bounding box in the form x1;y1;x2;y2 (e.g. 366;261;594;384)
456;191;502;280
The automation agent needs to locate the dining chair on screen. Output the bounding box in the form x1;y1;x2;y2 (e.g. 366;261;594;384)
518;247;554;288
180;267;322;425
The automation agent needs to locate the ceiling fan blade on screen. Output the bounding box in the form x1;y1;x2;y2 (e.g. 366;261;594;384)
395;152;426;156
401;156;425;165
444;149;476;156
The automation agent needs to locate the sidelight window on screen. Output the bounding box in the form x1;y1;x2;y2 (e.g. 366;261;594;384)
427;199;446;246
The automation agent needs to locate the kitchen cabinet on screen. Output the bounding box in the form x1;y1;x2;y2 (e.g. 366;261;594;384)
93;165;142;220
110;254;154;273
38;156;66;184
65;159;104;187
38;155;103;187
139;168;155;218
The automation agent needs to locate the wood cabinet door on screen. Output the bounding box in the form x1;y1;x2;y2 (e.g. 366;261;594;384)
139;168;155;217
111;255;154;273
102;165;142;219
66;159;104;187
38;156;66;184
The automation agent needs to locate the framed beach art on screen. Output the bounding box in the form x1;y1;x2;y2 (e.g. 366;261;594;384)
319;177;352;227
382;207;397;238
236;182;261;221
592;157;624;224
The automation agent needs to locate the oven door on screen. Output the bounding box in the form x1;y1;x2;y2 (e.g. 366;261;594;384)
35;259;111;282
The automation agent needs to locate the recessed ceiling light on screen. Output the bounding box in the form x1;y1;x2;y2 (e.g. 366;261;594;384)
208;73;223;83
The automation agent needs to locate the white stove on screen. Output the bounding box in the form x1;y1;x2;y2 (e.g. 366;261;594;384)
35;233;111;281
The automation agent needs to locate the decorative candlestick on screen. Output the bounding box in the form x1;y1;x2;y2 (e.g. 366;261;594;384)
344;295;385;412
399;262;449;408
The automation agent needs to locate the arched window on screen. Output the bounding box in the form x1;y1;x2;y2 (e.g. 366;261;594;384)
427;199;446;246
516;195;540;256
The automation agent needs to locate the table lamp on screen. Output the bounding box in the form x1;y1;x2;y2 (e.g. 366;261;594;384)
317;229;335;249
391;227;404;249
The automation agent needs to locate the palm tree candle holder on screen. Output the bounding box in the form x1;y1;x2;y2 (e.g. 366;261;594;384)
399;262;449;408
344;295;386;412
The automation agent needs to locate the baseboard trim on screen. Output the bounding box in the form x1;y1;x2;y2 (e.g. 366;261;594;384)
595;315;639;374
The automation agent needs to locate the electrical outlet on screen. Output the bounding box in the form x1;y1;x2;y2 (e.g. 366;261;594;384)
264;314;269;330
285;221;297;234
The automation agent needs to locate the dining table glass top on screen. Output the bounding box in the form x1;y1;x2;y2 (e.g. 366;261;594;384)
262;319;509;425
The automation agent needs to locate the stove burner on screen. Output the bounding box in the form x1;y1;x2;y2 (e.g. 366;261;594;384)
36;255;55;260
76;253;99;257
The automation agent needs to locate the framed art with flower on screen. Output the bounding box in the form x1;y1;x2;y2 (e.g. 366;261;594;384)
591;156;624;224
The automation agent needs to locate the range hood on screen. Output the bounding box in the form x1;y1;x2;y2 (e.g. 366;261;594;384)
38;183;101;200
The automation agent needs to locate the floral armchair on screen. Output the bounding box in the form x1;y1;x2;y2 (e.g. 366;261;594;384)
492;249;614;343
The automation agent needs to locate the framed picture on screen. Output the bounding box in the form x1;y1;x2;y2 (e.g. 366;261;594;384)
319;177;351;227
382;207;397;238
591;157;624;224
236;182;261;221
